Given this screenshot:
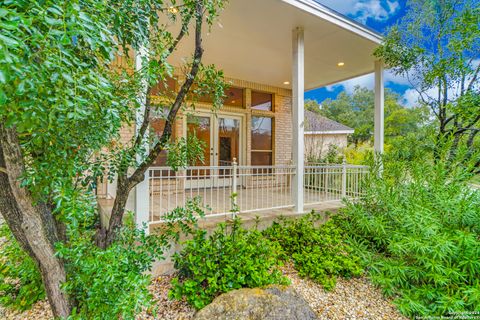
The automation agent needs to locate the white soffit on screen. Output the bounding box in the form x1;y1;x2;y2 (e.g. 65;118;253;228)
166;0;382;90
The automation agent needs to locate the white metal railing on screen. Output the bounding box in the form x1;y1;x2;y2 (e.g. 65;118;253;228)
148;162;295;222
148;160;369;222
304;160;369;205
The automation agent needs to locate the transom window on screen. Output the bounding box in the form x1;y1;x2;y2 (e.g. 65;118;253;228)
251;91;273;111
198;87;244;107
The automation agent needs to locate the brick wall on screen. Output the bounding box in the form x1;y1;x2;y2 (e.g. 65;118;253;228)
164;76;294;166
117;76;294;167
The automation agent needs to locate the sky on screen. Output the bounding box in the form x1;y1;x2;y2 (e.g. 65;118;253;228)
306;0;415;106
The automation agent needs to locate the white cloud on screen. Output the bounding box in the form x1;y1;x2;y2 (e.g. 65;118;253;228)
317;0;401;23
325;69;409;93
401;88;421;107
385;70;410;86
323;70;424;106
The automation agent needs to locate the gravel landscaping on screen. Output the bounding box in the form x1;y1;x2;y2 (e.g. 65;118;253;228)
1;264;406;320
282;264;407;320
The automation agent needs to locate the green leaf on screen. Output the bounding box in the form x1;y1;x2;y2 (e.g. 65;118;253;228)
0;34;19;46
0;89;6;105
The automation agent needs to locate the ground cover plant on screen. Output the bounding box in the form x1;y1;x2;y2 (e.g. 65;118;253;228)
263;213;363;290
169;217;289;309
0;224;44;311
341;157;480;318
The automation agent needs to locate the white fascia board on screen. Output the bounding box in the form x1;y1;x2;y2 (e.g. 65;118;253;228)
281;0;383;44
305;130;355;135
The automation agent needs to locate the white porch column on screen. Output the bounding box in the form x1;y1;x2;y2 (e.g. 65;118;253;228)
292;27;305;213
134;46;150;232
374;60;384;155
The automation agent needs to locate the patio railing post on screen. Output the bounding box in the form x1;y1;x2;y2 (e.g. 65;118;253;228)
341;158;347;198
232;158;238;216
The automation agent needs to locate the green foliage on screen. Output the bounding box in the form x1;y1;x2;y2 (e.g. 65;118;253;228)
56;199;204;320
0;0;226;317
0;0;133;201
169;217;289;309
263;213;363;291
308;88;429;146
341;157;480;317
344;142;374;165
0;225;44;311
374;0;480;165
59;220;159;319
307;144;343;164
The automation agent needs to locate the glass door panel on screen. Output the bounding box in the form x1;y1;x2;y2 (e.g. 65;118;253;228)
218;118;240;166
185;113;243;189
216;116;241;187
187;115;212;179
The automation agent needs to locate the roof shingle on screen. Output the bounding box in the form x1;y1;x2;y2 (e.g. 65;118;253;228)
304;110;353;133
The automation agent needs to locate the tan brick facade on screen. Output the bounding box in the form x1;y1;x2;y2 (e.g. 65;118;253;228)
117;76;294;167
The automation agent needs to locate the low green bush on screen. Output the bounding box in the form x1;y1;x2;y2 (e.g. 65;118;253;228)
341;159;480;317
56;199;203;320
0;224;45;310
263;213;363;290
0;193;206;319
169;217;289;309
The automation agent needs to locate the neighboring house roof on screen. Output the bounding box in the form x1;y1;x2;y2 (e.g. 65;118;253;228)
304;110;354;135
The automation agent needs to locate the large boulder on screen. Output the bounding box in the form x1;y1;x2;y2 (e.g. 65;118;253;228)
194;285;318;320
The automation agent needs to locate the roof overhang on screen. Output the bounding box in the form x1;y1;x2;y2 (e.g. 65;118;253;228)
305;130;355;135
167;0;383;90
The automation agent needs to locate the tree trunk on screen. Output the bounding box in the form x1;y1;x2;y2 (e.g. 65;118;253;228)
96;173;132;249
96;0;206;249
0;125;71;318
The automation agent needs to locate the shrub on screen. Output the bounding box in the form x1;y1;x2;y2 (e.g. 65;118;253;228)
0;190;203;318
0;225;45;310
263;213;363;290
169;217;289;309
341;158;480;317
56;199;204;320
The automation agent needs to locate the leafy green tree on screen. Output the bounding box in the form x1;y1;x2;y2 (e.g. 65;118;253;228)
0;0;225;317
312;87;428;146
305;99;321;113
374;0;480;169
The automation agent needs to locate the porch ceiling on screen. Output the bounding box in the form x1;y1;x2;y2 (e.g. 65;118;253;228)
167;0;382;91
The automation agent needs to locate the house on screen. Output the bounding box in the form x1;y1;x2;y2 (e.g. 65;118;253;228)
304;110;354;161
99;0;384;233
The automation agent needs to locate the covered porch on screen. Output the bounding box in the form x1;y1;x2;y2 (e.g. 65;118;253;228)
148;163;369;223
131;0;385;229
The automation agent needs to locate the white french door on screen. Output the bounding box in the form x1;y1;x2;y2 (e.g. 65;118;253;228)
185;112;243;188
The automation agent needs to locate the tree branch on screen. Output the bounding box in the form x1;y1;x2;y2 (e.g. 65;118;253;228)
131;87;152;152
101;0;206;248
127;0;205;189
131;11;194;155
166;13;193;56
466;63;480;92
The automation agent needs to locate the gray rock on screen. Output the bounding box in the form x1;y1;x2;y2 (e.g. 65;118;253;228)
194;285;318;320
